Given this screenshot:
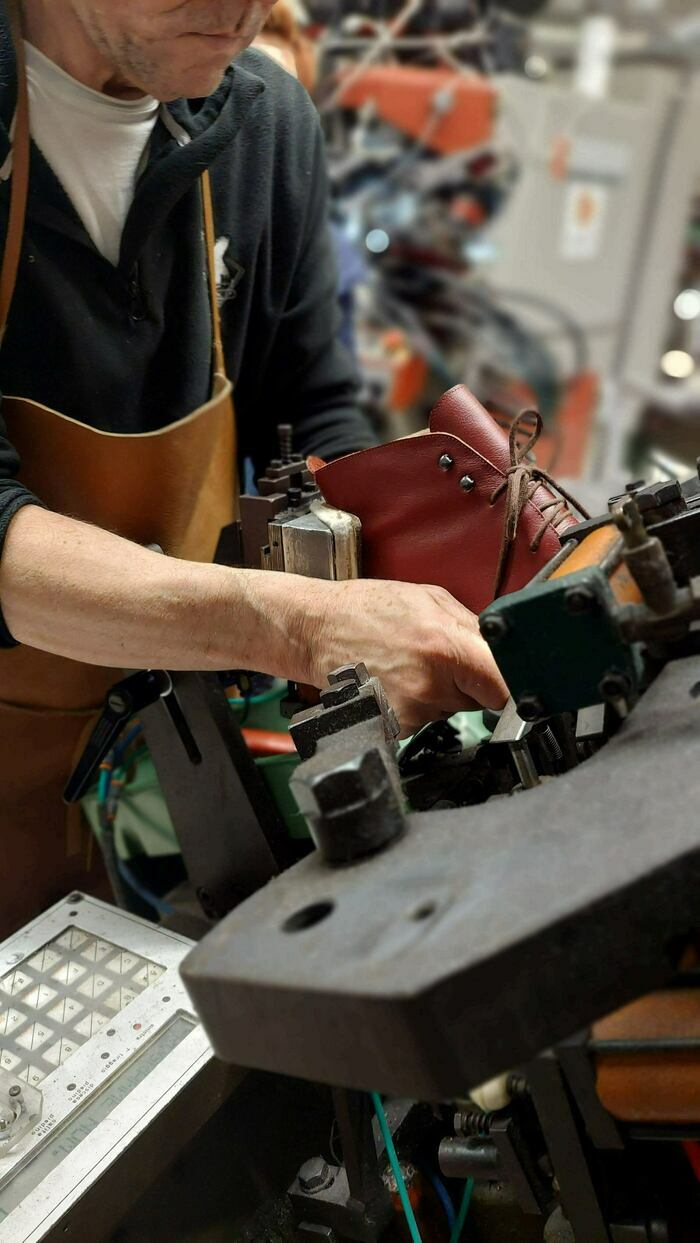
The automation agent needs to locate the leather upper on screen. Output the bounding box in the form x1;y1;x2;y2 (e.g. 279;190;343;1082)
316;385;580;615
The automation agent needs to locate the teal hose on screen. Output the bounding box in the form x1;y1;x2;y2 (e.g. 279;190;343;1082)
370;1092;423;1243
449;1177;474;1243
97;766;110;803
228;686;285;709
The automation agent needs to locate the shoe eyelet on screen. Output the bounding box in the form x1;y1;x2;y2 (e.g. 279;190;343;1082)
438;453;454;471
459;475;476;494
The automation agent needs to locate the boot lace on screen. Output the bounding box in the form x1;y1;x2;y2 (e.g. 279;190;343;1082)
489;409;590;598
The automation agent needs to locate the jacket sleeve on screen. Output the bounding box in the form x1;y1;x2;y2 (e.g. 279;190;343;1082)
0;405;45;647
249;95;377;467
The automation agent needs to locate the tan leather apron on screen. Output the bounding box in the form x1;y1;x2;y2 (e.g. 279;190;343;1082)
0;15;237;938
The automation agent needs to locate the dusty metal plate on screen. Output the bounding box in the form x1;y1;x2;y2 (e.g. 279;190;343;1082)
0;895;223;1243
182;656;700;1100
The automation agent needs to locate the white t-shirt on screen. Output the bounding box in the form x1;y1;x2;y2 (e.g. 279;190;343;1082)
25;42;160;266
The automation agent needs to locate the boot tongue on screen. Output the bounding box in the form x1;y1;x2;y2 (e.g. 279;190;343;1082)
429;384;512;474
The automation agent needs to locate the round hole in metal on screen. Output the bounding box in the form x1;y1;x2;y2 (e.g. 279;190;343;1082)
283;901;335;933
412;901;437;921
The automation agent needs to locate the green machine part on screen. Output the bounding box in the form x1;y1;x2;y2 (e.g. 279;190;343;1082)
479;564;644;718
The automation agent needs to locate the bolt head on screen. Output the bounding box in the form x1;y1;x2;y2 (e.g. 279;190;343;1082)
312;748;387;813
565;586;595;614
459;474;476;493
298;1156;335;1194
438;453;454;471
480;614;508;641
653;480;682;506
517;695;546;721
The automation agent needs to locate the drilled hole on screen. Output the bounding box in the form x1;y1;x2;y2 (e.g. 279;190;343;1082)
283;901;335;933
412;901;437;921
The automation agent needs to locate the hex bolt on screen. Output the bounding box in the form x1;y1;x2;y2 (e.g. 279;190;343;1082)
564;586;595;614
298;1156;336;1195
517;695;546;721
653;480;682;508
459;475;476;493
312;748;386;814
480;615;508;642
438;453;454;471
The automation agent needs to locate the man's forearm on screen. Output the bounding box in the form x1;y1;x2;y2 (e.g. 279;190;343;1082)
0;505;322;679
0;504;508;733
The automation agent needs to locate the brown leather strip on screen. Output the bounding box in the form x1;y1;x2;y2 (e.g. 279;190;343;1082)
201;169;226;378
201;169;238;491
0;0;30;344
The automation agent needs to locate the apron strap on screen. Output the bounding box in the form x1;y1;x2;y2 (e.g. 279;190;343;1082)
0;0;30;345
200;169;226;378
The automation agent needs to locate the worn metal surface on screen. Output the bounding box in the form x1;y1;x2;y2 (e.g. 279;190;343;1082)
141;672;289;921
182;656;700;1100
290;664;403;864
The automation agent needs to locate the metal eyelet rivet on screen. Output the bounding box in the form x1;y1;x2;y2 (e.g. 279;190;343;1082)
459;475;476;493
438;453;454;471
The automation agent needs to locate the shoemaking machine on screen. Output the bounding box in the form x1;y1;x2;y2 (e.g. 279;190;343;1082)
5;403;700;1241
183;409;700;1242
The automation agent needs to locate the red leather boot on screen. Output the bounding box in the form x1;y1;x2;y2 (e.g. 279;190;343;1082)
315;385;588;615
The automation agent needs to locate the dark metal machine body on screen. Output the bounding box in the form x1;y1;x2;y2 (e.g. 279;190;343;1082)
179;469;700;1242
182;652;700;1099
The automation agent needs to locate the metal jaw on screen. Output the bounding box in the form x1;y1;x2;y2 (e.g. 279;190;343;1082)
290;663;403;864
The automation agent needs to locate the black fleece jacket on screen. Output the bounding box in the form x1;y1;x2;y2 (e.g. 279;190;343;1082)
0;10;374;645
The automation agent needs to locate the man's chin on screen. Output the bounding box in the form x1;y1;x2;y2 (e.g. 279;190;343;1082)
153;66;232;103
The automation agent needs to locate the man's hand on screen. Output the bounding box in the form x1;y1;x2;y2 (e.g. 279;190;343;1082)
307;578;508;737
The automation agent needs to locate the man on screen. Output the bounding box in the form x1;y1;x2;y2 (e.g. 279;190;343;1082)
0;0;506;934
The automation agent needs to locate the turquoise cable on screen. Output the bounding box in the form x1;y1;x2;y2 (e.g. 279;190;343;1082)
370;1092;423;1243
449;1177;474;1243
228;686;285;708
97;767;110;803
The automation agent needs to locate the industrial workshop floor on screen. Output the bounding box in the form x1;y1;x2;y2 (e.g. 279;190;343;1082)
108;1073;333;1243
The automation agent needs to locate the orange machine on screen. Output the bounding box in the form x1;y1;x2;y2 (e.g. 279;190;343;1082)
337;65;497;155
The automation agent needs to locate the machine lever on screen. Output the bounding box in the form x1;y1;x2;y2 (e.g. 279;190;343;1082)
63;668;199;803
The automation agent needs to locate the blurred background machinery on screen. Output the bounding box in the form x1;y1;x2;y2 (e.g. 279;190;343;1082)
271;0;700;503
